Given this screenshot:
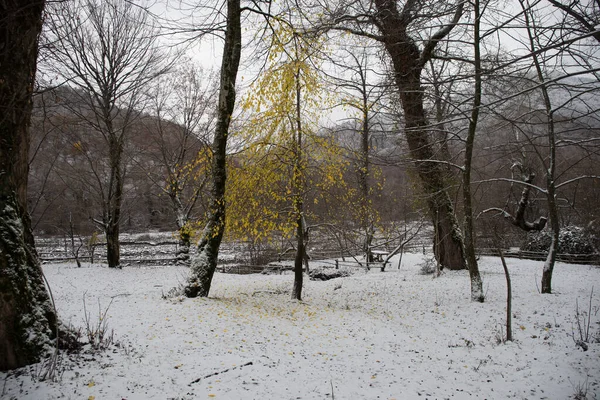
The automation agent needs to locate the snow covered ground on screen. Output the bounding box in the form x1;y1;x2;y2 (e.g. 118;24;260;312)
2;253;599;399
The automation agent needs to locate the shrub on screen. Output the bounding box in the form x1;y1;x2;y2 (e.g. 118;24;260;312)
418;256;437;275
522;226;596;254
309;267;352;281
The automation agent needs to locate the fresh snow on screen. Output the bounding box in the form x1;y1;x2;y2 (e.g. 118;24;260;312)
1;253;599;399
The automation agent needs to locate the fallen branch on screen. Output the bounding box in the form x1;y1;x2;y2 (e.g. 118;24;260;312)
189;361;253;385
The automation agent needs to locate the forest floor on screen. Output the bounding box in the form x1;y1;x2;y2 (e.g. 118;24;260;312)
1;253;599;399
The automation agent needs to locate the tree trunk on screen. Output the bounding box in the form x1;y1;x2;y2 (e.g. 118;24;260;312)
105;222;120;268
359;69;374;264
0;0;59;371
373;0;467;271
519;0;559;294
185;0;241;298
176;229;191;265
292;212;305;301
462;0;484;302
174;207;192;266
291;62;305;301
104;135;123;268
541;187;559;293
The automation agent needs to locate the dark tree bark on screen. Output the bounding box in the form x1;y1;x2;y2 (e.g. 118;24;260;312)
0;0;59;370
292;64;306;301
105;132;124;268
185;0;242;298
503;170;548;231
498;248;513;342
372;0;467;270
292;213;306;300
462;0;484;302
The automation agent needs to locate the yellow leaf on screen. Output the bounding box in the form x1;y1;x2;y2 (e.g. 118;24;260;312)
208;394;216;398
87;381;95;387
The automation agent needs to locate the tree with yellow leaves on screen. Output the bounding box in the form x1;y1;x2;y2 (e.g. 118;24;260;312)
229;19;347;300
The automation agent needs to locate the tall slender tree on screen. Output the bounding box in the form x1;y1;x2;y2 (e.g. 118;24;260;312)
184;0;242;297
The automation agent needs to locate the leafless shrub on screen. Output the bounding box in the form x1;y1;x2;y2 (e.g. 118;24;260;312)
418;256;437;275
571;378;591;400
82;295;114;350
494;323;508;345
572;288;599;351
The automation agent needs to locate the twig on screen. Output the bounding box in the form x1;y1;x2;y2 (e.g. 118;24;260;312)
189;361;253;385
586;287;594;341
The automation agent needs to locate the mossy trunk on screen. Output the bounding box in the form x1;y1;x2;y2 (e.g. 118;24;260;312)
0;200;58;371
184;0;241;298
0;0;58;371
176;230;191;266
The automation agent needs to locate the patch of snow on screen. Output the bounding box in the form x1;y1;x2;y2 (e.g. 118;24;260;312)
1;254;599;399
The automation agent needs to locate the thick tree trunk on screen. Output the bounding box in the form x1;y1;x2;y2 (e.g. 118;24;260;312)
0;0;59;371
358;71;374;264
104;136;123;268
402;83;466;271
374;0;467;271
185;0;241;298
105;222;120;268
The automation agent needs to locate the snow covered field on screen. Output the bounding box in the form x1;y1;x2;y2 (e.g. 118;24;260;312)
2;253;599;399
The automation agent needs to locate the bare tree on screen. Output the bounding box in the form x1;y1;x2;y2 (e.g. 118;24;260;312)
142;63;217;265
477;0;600;292
45;0;171;268
548;0;600;43
327;44;390;263
0;0;60;370
316;1;469;271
